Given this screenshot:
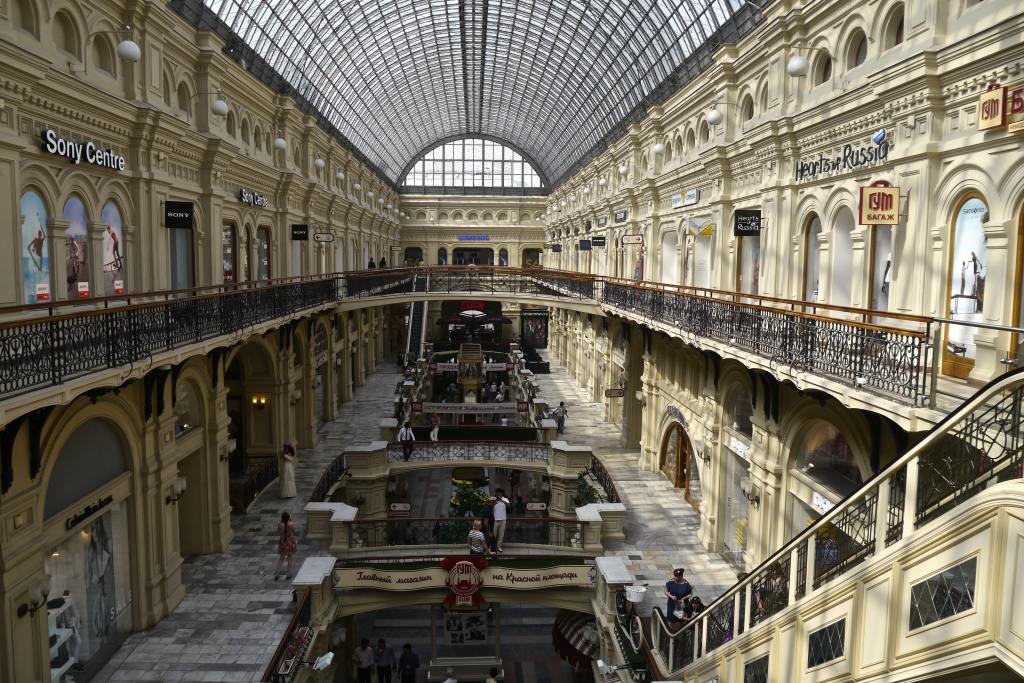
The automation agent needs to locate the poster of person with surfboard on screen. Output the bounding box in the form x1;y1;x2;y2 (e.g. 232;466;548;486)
20;191;51;303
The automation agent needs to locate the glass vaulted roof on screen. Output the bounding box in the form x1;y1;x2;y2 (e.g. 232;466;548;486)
201;0;755;184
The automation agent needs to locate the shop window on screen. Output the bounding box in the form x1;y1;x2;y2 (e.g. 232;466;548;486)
846;30;868;70
101;201;125;296
255;226;271;280
813;52;833;86
176;82;191;117
944;195;988;377
53;10;80;60
174;381;202;437
883;5;905;49
169;220;195;290
20;189;52;303
499;248;509;266
730;388;754;438
92;34;115;76
740;94;754;122
832;207;855;307
737;234;761;295
45;499;133;677
222;224;237;283
63;195;90;299
225;111;236;137
793;419;863;498
13;0;39;37
242;226;252;280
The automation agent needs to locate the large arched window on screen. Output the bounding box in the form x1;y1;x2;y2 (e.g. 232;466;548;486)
793;419;863;497
401;138;545;194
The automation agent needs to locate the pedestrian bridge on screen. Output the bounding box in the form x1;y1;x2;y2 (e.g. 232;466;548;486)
608;368;1024;683
0;265;947;430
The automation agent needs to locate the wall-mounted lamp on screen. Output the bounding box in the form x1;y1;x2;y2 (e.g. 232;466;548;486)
273;136;288;151
69;25;140;73
16;575;51;618
786;44;829;78
617;163;628;176
165;476;187;505
185;91;229;118
353;182;363;191
335;170;345;180
598;177;608;186
653;142;667;155
250;394;269;410
314;158;326;170
739;477;760;508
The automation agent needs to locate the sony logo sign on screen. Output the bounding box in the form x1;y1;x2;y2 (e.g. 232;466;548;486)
239;188;269;208
42;129;126;171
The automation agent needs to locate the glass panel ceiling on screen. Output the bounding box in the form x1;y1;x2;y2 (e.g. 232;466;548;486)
202;0;751;183
403;138;543;190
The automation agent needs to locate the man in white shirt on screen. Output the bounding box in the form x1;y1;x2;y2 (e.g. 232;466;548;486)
353;638;375;683
491;488;510;552
398;421;415;461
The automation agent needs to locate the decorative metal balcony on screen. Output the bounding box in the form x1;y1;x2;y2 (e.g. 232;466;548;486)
0;266;938;408
348;516;584;550
645;367;1024;679
384;440;550;465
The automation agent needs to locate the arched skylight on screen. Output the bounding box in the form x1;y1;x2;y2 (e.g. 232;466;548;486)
402;138;544;193
185;0;761;185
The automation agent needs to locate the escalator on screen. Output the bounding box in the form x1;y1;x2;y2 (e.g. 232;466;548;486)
406;274;428;360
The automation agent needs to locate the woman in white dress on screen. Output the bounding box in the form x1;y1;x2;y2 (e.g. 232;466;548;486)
279;442;297;498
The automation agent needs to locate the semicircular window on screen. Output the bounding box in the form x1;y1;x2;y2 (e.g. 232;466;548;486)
402;138;545;194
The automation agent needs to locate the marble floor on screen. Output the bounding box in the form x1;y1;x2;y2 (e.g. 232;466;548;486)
531;357;737;616
94;367;403;683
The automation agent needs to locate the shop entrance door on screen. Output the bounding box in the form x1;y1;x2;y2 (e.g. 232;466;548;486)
660;423;699;509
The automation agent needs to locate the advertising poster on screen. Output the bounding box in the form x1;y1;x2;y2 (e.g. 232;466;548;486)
948;198;988;361
64;196;90;298
521;307;549;348
20;191;51;303
101;201;125;295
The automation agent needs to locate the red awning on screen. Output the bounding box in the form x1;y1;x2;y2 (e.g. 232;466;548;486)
552;609;598;668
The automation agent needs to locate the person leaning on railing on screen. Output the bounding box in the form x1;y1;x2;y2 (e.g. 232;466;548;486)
468;520;490;556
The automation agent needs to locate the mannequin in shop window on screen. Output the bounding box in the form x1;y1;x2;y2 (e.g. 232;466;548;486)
279;442;297;498
881;253;891;296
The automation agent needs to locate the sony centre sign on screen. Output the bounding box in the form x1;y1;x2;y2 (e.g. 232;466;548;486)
42;129;126;171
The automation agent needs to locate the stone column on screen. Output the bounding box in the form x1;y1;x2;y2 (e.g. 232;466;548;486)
971;220;1012;381
47;218;69;301
849;226;869;310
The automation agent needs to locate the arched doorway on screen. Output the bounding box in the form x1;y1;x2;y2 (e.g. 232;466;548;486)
404;246;423;266
522;248;541;267
802;214;822;302
44;418;134;678
660;230;679;283
660;422;700;509
787;418;865;535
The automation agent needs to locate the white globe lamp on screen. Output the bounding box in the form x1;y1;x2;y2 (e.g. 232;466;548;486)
653;142;666;155
335;170;345;180
707;108;724;126
787;54;810;77
618;163;628;176
314;158;325;170
273;137;287;151
211;99;229;117
116;39;141;63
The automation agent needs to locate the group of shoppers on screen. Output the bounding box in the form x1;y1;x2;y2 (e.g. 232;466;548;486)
469;488;511;554
353;639;419;683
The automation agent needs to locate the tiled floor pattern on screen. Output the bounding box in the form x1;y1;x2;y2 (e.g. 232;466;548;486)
531;357;737;616
94;368;403;683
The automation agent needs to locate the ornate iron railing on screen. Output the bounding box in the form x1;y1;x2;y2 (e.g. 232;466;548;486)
588;455;621;503
239;458;280;510
348;516;583;549
600;281;932;404
0;266;941;409
310;454;349;503
643;368;1024;679
263;590;312;683
385;440;550;465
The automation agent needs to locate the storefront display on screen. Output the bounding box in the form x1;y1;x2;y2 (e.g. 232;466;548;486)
788;419;863;534
946;196;989;375
46;500;133;681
